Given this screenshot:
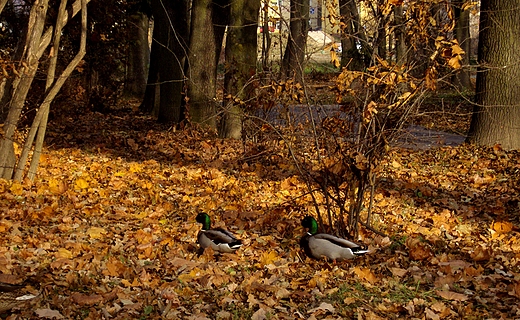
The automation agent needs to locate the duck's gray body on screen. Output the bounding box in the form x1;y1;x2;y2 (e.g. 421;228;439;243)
300;216;368;261
196;213;242;253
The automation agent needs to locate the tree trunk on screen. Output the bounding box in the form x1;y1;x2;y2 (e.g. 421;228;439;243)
0;0;7;14
186;0;226;128
453;0;471;90
149;0;188;124
123;12;150;100
339;0;366;70
281;0;309;83
19;0;88;181
220;0;260;139
0;0;88;180
466;1;520;150
373;0;387;61
139;31;160;114
393;5;406;65
261;0;272;71
0;0;49;179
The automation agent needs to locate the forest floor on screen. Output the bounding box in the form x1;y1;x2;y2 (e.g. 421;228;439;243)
1;85;520;319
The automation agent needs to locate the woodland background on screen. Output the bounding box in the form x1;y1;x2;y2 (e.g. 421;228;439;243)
0;0;519;319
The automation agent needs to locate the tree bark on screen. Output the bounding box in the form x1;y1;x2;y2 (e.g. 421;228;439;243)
22;0;88;181
281;0;309;83
393;5;406;65
151;0;189;124
466;1;520;150
339;0;366;70
0;0;88;180
0;0;7;15
0;0;49;179
123;12;150;100
220;0;260;139
260;0;272;71
139;31;160;114
186;0;227;128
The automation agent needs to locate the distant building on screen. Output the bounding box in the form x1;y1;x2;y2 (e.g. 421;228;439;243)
309;0;322;31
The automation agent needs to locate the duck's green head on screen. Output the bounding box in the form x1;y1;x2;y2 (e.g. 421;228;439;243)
196;212;211;230
301;216;319;235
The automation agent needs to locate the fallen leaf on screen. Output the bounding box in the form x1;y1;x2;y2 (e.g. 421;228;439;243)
308;302;335;314
390;267;407;277
492;221;513;234
35;308;65;319
87;226;107;239
74;178;89;190
70;292;103;305
10;182;23;195
470;246;491;261
56;248;73;259
353;267;378;284
425;307;440;320
510;281;520;298
251;307;267;320
435;290;468;301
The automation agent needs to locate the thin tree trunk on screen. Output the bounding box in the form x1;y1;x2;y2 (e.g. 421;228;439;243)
393;5;406;65
140;30;160;114
0;0;7;15
16;0;88;181
466;1;520;150
339;0;366;70
281;0;309;83
0;0;49;179
261;0;272;70
453;0;471;90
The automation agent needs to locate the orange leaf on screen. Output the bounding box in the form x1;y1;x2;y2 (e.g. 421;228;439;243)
74;178;89;190
492;221;513;234
87;227;107;239
10;182;23;196
406;237;432;260
353;267;378;284
57;248;74;259
48;179;67;195
258;251;278;267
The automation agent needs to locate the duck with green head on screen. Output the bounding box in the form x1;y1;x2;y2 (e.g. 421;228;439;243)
300;216;368;261
196;212;242;253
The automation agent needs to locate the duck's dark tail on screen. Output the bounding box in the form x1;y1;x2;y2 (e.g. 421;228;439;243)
351;247;370;256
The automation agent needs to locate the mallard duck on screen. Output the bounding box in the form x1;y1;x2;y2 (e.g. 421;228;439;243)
0;283;37;313
196;212;242;253
300;216;368;261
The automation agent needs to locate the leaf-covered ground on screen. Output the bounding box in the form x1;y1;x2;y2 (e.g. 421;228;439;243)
1;110;520;319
